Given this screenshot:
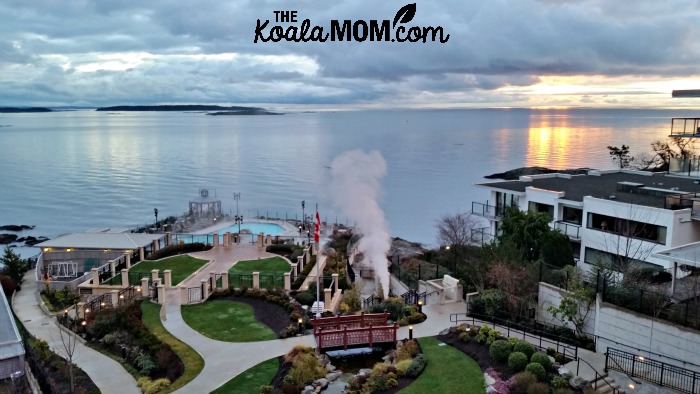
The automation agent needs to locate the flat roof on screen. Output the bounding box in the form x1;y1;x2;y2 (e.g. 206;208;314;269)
35;232;164;250
477;171;700;209
654;241;700;268
0;289;24;360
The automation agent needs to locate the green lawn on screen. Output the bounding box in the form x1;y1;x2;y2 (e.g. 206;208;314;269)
141;301;204;393
400;337;484;394
229;256;291;274
128;255;208;286
211;358;279;394
181;300;277;342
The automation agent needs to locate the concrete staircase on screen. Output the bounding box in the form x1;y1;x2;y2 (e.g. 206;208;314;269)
590;375;626;394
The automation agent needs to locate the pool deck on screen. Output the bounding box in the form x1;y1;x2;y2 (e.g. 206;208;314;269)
191;218;304;237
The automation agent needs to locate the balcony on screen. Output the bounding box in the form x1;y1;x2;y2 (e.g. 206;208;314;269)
471;201;505;219
668;118;700;138
553;221;581;240
665;192;700;219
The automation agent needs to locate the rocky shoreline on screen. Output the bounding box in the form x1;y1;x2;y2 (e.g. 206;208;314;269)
0;224;48;246
484;166;592;180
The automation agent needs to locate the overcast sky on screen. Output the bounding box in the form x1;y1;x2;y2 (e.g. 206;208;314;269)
2;0;700;109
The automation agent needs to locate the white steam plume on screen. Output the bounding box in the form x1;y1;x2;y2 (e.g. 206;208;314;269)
330;150;391;298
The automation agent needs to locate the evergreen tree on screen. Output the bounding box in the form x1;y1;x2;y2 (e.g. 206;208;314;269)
1;246;28;286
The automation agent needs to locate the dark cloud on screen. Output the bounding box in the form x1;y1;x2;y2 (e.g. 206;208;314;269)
0;0;699;107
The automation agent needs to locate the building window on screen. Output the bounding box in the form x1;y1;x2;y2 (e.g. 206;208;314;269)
528;202;554;219
584;247;662;272
562;206;583;225
586;212;666;244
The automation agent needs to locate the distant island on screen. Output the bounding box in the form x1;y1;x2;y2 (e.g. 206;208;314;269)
96;105;265;112
0;107;52;113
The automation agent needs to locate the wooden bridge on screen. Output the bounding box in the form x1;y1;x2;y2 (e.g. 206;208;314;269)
313;312;398;351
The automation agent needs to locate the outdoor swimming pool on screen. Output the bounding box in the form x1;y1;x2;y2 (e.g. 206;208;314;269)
215;222;285;236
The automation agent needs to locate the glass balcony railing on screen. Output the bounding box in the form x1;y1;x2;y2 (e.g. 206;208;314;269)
554;221;581;240
471;201;506;218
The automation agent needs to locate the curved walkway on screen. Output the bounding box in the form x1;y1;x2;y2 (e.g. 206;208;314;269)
13;271;140;394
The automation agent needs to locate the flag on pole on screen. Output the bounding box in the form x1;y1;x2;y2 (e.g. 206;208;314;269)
314;210;320;243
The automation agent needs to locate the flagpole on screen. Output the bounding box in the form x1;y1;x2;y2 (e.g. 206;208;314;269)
315;203;321;318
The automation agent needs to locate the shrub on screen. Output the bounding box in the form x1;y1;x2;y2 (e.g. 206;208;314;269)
487;329;501;346
396;359;412;377
513;340;535;359
404;354;426;378
551;376;569;389
135;352;156;376
527;382;550;394
146;242;208;260
284;345;314;363
281;382;301;394
368;297;406;321
31;339;51;363
508;337;519;347
458;332;470;343
288;353;326;387
511;372;537;392
546;347;556;357
260;385;275;394
554;353;567;364
396;340;419;361
372;363;397;375
552;389;574;394
508;352;528;372
365;372;390;393
266;244;295;255
475;332;487;344
525;363;546;381
294;291;315;306
531;352;551;370
489;340;512;363
137;377;171;394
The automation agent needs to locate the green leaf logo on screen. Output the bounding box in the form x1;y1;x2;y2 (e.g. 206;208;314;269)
393;3;417;28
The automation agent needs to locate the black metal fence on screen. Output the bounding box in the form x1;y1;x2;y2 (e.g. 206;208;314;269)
538;261;577;291
606;348;699;394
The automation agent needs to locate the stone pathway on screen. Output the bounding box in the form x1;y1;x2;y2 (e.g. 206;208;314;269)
12;271;140;394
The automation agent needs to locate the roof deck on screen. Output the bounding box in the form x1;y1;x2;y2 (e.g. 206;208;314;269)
668;118;700;138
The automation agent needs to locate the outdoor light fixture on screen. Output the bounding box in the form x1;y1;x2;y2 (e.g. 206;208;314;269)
417;300;423;313
408;326;413;340
637;356;645;361
298;318;303;334
100;302;105;307
119;294;124;299
85;308;90;314
81;320;86;326
136;286;141;292
629;384;635;390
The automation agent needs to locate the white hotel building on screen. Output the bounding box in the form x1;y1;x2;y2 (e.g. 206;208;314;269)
473;168;700;292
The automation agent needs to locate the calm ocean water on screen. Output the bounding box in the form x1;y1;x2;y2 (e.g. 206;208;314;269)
1;108;697;257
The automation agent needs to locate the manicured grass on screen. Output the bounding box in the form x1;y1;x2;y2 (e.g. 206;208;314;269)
400;337;484;394
141;301;205;393
210;358;279;394
131;255;208;285
229;257;290;274
181;300;276;342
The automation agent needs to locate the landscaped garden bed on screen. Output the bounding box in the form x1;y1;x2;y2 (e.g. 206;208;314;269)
40;285;80;312
106;255;208;286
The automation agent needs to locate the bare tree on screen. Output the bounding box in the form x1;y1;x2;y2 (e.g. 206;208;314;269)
596;204;662;283
649;137;696;170
55;312;80;393
487;261;537;320
435;212;482;246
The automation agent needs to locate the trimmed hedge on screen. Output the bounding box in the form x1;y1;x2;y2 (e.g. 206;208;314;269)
489;340;512;363
508;352;528;372
513;340;535;360
530;352;551;370
146;242;211;260
525;362;546;381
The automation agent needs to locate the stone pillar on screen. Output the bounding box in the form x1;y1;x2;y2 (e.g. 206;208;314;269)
265;234;271;245
180;286;188;304
141;278;149;297
110;290;119;306
292;263;298;278
77;302;86;319
151;269;160;283
157;284;165;304
332;273;339;293
121;269;129;287
304;248;310;262
253;272;260;290
109;260;116;278
223;232;229;247
124;252;131;269
91;268;99;285
201;279;209;299
139;247;145;261
164;270;172;289
210;271;217;291
213;233;220;247
297;256;304;271
284;272;291;291
325;288;332;308
258;233;264;247
152;239;159;252
166;232;173;246
221;271;229;290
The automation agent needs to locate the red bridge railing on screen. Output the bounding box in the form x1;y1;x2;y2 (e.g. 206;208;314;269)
313;312;398;350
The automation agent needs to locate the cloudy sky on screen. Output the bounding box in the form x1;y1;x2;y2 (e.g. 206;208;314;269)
2;0;700;109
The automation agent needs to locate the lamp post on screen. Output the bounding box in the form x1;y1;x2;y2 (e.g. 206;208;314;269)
233;193;243;235
301;201;306;230
154;208;158;231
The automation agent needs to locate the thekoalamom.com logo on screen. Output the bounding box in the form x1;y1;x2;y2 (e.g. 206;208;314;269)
254;3;450;43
